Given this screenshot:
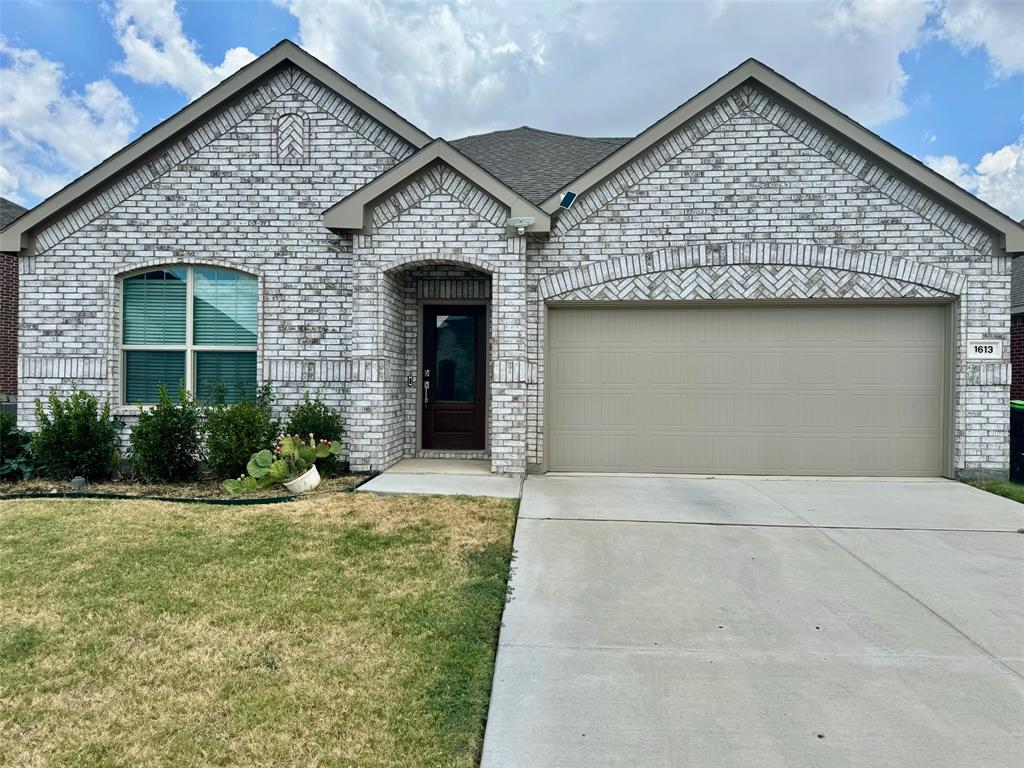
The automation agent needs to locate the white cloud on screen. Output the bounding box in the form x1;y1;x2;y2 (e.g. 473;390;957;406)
940;0;1024;76
0;41;138;203
274;0;934;138
111;0;256;99
927;136;1024;219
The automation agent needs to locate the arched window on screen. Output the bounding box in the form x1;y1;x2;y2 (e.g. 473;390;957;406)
121;266;257;404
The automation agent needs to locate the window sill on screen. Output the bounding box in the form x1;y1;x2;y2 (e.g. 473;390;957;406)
112;404;154;417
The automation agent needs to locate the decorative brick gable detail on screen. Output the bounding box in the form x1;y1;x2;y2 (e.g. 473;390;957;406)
372;165;508;231
276;112;308;163
35;67;415;255
556;86;993;257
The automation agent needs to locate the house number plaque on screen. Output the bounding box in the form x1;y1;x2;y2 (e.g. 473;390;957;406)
966;340;1002;360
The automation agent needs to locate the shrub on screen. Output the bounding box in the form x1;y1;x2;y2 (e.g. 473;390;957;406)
203;384;278;479
32;390;120;480
0;411;33;480
128;385;202;482
284;395;345;476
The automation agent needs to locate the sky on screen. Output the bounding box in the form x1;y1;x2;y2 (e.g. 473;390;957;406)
0;0;1022;219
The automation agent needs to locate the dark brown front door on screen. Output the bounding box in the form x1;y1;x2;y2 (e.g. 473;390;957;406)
422;305;486;450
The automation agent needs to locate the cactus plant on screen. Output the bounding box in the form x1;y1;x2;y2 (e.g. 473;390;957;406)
223;433;342;495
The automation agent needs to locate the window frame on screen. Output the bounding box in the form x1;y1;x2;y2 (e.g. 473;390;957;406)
119;265;258;406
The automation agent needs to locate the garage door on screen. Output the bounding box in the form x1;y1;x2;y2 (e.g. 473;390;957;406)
546;304;948;476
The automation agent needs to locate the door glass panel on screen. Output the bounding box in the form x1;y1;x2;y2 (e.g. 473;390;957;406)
435;314;476;401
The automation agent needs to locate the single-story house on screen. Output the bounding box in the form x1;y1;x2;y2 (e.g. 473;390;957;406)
0;196;28;417
2;41;1022;478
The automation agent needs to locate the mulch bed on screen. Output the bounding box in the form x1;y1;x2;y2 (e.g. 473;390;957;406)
0;474;370;502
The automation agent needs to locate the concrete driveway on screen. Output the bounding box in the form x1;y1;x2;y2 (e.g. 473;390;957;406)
481;476;1024;768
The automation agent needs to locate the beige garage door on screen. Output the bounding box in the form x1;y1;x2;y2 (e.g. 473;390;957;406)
546;304;948;476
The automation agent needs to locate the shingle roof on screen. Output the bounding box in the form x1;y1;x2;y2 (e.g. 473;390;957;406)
0;197;26;230
450;127;629;205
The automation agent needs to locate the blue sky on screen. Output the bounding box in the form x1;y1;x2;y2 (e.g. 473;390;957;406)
1;0;1022;218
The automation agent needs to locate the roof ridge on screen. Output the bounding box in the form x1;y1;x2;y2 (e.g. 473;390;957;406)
453;125;630;143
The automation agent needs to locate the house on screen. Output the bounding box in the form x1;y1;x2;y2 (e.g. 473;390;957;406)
2;41;1022;478
0;196;27;417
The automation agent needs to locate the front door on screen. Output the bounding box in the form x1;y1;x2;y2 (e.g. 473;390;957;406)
422;305;486;450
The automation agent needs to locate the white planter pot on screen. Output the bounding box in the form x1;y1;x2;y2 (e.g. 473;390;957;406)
283;464;321;495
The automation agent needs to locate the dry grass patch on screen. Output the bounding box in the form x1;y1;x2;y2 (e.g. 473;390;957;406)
0;493;517;767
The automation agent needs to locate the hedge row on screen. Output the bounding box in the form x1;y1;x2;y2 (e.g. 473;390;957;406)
0;387;344;483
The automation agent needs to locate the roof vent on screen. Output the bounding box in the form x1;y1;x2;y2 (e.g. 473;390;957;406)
559;191;577;210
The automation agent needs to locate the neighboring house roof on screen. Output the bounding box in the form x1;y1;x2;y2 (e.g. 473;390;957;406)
0;40;432;253
0;198;27;230
538;58;1024;253
323;139;551;234
449;127;628;205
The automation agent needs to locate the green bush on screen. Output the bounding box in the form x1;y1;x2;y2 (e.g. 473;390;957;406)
31;390;120;480
128;385;202;482
284;395;345;476
204;384;278;480
0;411;33;480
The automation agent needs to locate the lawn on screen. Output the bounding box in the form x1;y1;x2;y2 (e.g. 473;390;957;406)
0;492;517;767
964;479;1024;504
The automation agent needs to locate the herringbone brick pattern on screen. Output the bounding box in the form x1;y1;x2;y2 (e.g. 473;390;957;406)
555;265;952;302
276;112;307;163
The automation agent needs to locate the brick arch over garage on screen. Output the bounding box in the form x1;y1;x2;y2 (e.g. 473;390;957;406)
538;242;965;300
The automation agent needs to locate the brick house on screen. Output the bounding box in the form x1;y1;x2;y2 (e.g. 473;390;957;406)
2;41;1022;478
0;196;27;417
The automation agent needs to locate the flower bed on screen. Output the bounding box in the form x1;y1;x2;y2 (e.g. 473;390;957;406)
0;474;369;502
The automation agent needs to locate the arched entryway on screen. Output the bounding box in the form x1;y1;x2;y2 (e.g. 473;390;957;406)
380;258;494;460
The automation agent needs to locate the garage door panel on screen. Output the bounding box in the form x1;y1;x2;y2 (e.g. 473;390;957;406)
696;352;744;384
547;305;946;476
645;393;698;426
594;351;638;385
899;395;942;429
548;351;593;386
649;352;699;384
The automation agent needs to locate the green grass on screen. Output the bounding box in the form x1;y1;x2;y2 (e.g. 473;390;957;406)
0;493;517;767
964;479;1024;504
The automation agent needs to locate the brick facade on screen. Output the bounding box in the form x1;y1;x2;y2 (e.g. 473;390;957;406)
12;66;1013;477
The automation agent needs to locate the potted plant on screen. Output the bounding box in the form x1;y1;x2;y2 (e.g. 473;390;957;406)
223;433;342;495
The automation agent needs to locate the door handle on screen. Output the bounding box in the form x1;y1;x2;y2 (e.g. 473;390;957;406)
423;379;430;407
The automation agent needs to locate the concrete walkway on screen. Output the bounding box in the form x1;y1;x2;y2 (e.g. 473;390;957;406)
356;458;522;498
482;475;1024;767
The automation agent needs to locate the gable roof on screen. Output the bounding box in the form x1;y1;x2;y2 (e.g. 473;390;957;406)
0;40;432;253
0;198;27;230
323;139;550;233
450;127;628;205
539;58;1024;253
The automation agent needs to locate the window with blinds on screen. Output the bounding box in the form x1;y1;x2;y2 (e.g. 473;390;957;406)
121;266;258;405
